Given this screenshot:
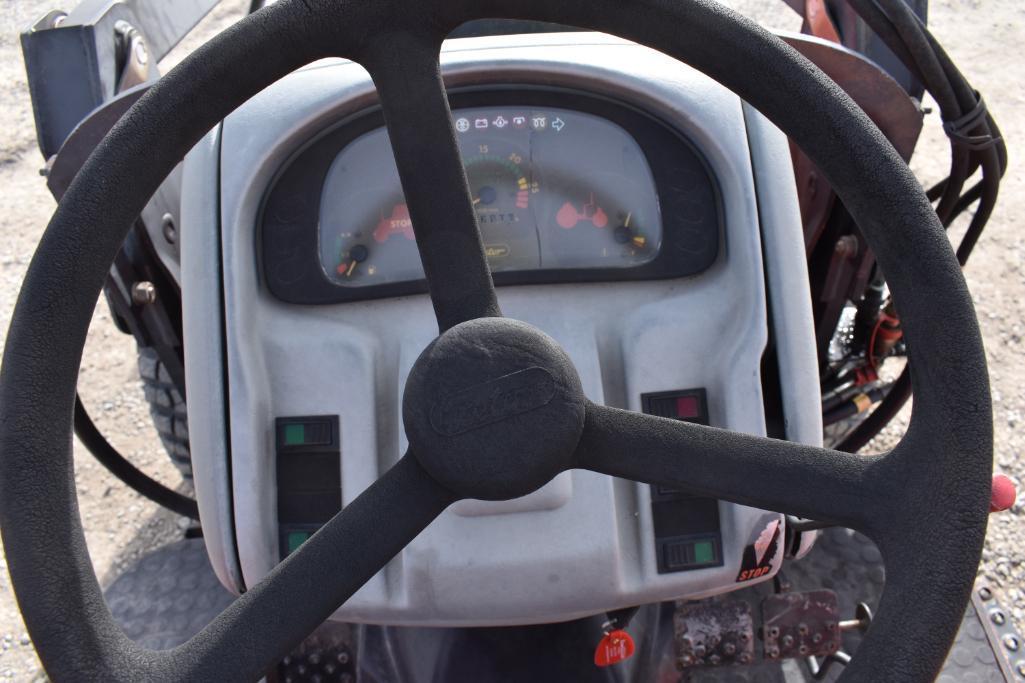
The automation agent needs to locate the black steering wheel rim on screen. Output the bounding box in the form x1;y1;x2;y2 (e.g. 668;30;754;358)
0;1;991;681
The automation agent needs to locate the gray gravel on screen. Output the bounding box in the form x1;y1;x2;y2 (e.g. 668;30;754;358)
0;0;1022;679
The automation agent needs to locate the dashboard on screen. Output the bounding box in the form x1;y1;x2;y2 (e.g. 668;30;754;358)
260;90;721;303
183;34;822;627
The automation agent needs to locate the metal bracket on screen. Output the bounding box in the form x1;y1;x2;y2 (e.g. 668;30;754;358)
21;0;220;158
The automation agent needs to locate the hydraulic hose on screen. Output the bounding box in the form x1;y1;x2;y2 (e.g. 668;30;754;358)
74;394;200;520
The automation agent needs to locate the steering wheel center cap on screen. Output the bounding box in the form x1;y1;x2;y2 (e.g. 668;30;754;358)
403;318;586;500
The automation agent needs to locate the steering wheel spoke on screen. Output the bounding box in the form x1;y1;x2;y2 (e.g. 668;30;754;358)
171;454;453;679
574;402;888;532
363;34;502;332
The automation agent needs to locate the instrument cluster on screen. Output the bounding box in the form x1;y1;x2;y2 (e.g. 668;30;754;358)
260;90;721;304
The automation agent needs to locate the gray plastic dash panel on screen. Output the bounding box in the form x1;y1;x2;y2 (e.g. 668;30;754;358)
180;33;819;626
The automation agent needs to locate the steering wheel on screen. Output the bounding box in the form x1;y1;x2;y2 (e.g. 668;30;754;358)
0;0;992;680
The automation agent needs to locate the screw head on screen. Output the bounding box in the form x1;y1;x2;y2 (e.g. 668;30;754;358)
1003;634;1020;652
131;281;156;305
161;213;177;244
991;610;1007;626
1015;660;1025;677
133;39;149;65
979;586;993;601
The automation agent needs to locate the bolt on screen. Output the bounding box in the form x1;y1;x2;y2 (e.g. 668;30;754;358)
835;235;859;258
131;281;156;305
812;633;823;644
782;635;794;648
336;650;350;665
798;623;810;636
738;652;752;664
694;645;706;658
798;645;810;656
161;213;177;244
991;610;1007;626
1015;660;1025;677
768;626;780;638
739;632;750;642
1004;634;1020;652
767;647;780;659
723;642;736;656
979;587;993;601
133;39;149;66
709;654;721;665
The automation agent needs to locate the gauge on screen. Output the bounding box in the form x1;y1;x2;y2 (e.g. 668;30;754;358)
542;173;659;268
317;106;662;287
462;137;540;272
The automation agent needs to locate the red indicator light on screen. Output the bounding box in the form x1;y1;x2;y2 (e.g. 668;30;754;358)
675;395;700;419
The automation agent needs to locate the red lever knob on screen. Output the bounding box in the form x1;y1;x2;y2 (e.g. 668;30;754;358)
990;474;1017;513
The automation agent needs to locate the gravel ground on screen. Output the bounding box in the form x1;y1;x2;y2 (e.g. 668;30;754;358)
0;1;1022;679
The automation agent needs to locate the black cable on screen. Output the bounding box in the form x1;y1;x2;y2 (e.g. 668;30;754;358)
73;395;200;519
847;0;970;224
837;363;911;453
823;384;890;426
832;1;1004;453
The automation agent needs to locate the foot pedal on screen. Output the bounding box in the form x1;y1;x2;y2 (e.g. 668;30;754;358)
674;600;755;668
761;589;841;660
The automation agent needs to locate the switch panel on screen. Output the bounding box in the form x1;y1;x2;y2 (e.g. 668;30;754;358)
641;390;724;574
276;415;341;559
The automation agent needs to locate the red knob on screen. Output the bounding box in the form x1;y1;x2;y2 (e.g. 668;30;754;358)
990;474;1017;513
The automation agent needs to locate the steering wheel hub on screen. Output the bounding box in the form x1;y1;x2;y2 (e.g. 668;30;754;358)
403;318;585;500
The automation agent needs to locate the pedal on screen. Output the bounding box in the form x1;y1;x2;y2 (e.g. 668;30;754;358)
761;589;841;660
674;600;755;668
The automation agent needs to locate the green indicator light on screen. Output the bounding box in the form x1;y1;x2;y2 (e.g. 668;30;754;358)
693;540;715;564
287;531;310;554
284;423;306;446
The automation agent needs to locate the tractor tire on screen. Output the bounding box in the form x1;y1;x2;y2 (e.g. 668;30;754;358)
138;346;192;478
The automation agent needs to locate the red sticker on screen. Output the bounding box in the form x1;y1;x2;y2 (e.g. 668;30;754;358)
594;630;636;667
